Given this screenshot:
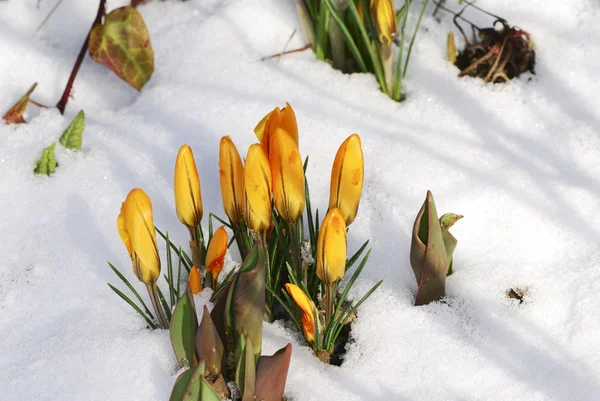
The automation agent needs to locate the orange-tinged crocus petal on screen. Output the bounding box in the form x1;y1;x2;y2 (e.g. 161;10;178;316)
269;128;305;224
328;134;364;226
206;226;228;278
285;283;317;344
117;202;132;257
174;144;203;228
219;136;245;224
123;188;161;285
280;102;299;147
244;144;272;235
316;208;347;285
188;265;202;295
254;103;299;155
371;0;397;46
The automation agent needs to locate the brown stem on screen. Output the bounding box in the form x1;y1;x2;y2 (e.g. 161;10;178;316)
147;283;169;329
27;99;48;108
56;0;106;114
260;44;312;61
189;226;205;288
325;284;335;327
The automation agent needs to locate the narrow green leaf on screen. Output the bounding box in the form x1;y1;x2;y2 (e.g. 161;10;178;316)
108;261;154;318
156;285;172;321
58;110;85;150
107;283;156;329
346;240;369;271
33;142;57;176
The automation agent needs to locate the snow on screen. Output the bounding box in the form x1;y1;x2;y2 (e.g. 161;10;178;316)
1;0;600;400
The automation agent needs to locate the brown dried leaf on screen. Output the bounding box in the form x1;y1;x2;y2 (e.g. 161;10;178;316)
2;83;37;124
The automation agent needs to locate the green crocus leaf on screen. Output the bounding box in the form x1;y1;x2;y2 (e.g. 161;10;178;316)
410;191;448;306
200;376;221;401
88;6;154;90
33;142;57;176
235;333;256;401
169;368;194;401
440;213;462;276
182;360;205;401
170;291;197;368
59;110;85;150
440;213;463;229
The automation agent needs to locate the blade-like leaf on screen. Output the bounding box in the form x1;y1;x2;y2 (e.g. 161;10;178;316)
230;245;265;362
235;333;256;401
33;142;57;176
58;110;85;150
169;368;194;401
2;82;37;124
182;360;206;401
88;6;154;90
196;306;225;376
410;191;448;305
200;375;221;401
255;343;292;401
107;283;156;329
170;291;197;368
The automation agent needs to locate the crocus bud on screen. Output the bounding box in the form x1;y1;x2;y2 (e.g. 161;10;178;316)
371;0;397;46
174;144;203;228
219;136;245;224
316;208;347;285
119;188;161;285
206;226;228;281
269;128;305;224
285;283;317;344
254;103;299;155
244;144;272;235
189;265;202;295
328;134;364;226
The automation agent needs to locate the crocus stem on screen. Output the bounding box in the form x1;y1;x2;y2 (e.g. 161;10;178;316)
325;284;335;327
188;225;205;287
232;222;249;260
147;283;169;329
288;220;304;286
209;274;218;292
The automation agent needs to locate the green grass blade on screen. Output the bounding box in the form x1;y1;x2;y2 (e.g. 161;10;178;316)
209;212;232;229
165;232;175;307
331;250;371;328
346;239;370;271
156;285;172;321
332;279;383;341
403;0;430;77
108;262;154;319
108;283;157;329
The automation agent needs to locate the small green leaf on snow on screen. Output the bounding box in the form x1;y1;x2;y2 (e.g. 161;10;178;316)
34;142;57;176
59;110;85;150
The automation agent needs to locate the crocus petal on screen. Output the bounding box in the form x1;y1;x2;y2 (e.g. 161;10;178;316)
371;0;397;46
316;208;347;285
244;144;272;235
123;188;161;284
285;283;316;344
174;144;203;228
189;265;202;295
328;134;364;226
269;128;305;224
280;103;299;147
117;202;132;258
219;136;245;224
206;226;229;278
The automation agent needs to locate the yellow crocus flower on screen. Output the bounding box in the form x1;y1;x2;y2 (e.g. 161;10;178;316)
119;188;161;285
244;144;272;235
269;128;305;224
254;103;299;155
219;136;245;224
316;208;347;286
285;283;317;344
371;0;397;46
188;265;202;295
328;134;364;226
174;144;203;228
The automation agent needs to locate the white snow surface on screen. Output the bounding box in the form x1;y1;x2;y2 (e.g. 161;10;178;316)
1;0;600;400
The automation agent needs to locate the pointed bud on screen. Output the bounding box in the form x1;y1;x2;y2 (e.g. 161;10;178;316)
219;136;245;224
329;134;364;226
244;144;272;235
254;103;299;155
189;266;202;295
285;283;317;344
206;226;228;281
371;0;397;46
316;208;347;285
174;144;203;228
120;188;161;285
269;128;305;224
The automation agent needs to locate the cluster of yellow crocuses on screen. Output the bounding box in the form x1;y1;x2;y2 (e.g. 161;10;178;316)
115;102;370;354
